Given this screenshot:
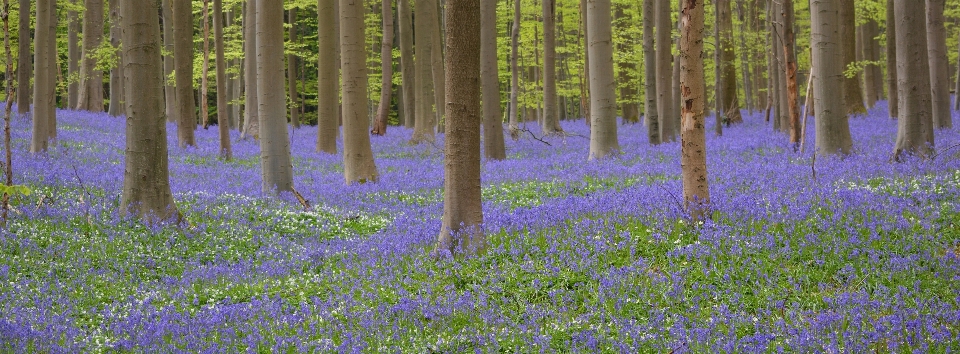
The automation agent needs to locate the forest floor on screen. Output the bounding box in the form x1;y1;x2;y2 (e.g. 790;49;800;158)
0;102;958;352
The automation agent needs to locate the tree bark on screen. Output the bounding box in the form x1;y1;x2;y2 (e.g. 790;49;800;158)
119;0;177;221
399;0;415;128
257;0;294;193
411;0;437;143
508;0;521;138
341;0;379;183
162;0;177;123
839;0;865;116
774;0;789;132
174;0;196;147
541;0;561;134
107;0;123;117
579;0;591;127
372;0;392;136
811;0;852;155
955;30;960;111
241;0;259;140
859;20;882;108
614;5;638;124
892;0;934;159
656;0;675;141
214;0;231;160
436;0;484;256
718;0;742;124
77;0;105;112
783;0;800;147
317;0;339;153
735;0;752;113
287;8;301;129
481;0;506;159
200;0;212;129
431;1;446;132
586;0;619;159
16;0;30;114
679;0;708;221
226;8;240;129
926;0;950;129
67;0;80;110
31;0;55;152
642;0;659;144
885;0;897;119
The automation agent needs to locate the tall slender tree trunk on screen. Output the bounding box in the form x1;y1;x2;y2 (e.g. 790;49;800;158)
31;0;55;153
16;0;30;114
241;1;259;140
399;0;415;129
372;0;393;136
341;0;379;183
317;0;339;152
679;0;708;220
67;0;80;110
214;0;231;160
718;0;741;124
436;0;484;256
579;0;591;127
431;1;446;132
926;0;950;129
955;30;960;111
77;0;105;112
228;8;241;129
508;0;521;138
586;0;618;159
839;0;865;116
885;0;897;119
481;0;506;159
783;0;800;147
162;0;177;123
119;0;177;221
892;0;933;159
541;0;561;134
200;0;211;128
107;0;123;117
614;5;638;124
174;0;196;147
735;0;752;113
411;0;438;143
774;0;789;132
287;8;301;129
257;0;294;193
642;0;659;144
811;0;852;155
859;20;882;108
656;0;675;142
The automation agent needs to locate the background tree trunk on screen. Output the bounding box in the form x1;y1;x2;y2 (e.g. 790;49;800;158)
67;0;79;110
811;0;852;155
77;0;105;112
481;0;506;160
656;0;675;142
30;0;56;153
317;0;339;153
774;0;789;133
679;0;708;220
119;0;177;221
926;0;950;129
718;0;742;124
586;0;618;159
783;0;800;147
885;0;897;119
642;0;659;144
287;8;301;129
107;0;123;117
955;31;960;111
257;0;294;193
228;9;241;129
892;0;933;159
174;0;196;147
200;0;211;128
340;0;379;183
436;0;484;256
508;0;521;138
162;0;177;123
860;20;883;107
431;3;446;132
411;0;437;143
735;0;753;113
541;0;561;134
214;0;231;160
399;0;415;129
839;0;865;116
614;5;638;124
372;0;393;136
241;1;259;140
16;0;30;114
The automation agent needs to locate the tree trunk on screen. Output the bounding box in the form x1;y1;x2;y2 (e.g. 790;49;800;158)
679;0;708;220
241;0;259;140
714;0;721;134
642;0;658;144
200;0;212;129
656;0;674;142
287;8;301;129
436;0;483;256
119;0;177;221
586;0;618;159
317;0;339;152
926;0;950;129
579;0;591;128
31;0;55;152
372;0;392;136
541;0;561;134
214;0;231;160
229;9;241;129
735;0;752;113
77;0;105;112
16;0;30;114
885;0;897;119
481;0;506;159
107;0;123;117
411;0;437;143
341;0;379;183
774;0;789;133
174;0;196;147
67;0;80;110
955;30;960;111
162;0;177;123
892;0;934;159
399;0;415;129
839;0;865;116
859;20;881;108
508;0;521;138
811;0;852;155
614;5;638;124
257;0;294;193
783;0;800;147
431;1;446;132
718;0;741;124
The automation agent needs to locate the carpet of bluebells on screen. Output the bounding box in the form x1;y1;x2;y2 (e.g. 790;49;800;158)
1;101;959;352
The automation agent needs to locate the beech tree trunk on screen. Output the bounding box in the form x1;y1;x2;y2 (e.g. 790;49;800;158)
107;0;123;117
783;0;800;147
119;0;177;221
481;0;506;159
541;0;561;134
679;0;708;221
399;0;415;129
811;0;852;155
839;0;865;116
892;0;934;159
656;0;675;141
317;0;339;153
228;9;241;129
372;0;392;136
718;0;742;124
926;0;950;129
77;0;105;112
735;0;752;113
860;20;883;107
257;0;294;193
774;0;789;133
241;1;259;140
411;0;437;143
173;0;196;147
586;0;619;159
885;0;897;119
67;0;80;110
31;0;56;153
340;0;379;183
162;0;177;123
214;0;231;160
614;5;638;124
16;0;30;114
200;0;211;128
288;8;301;129
508;0;521;138
436;0;484;256
431;4;446;132
642;0;659;144
956;31;960;111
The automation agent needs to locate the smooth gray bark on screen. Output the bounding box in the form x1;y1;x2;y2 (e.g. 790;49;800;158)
31;0;56;152
642;0;658;144
340;0;379;183
316;0;339;153
173;0;196;146
398;0;415;129
926;0;950;128
16;0;30;114
811;0;852;155
77;0;105;112
893;0;934;159
586;0;619;159
241;0;259;140
481;0;506;159
257;0;294;193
